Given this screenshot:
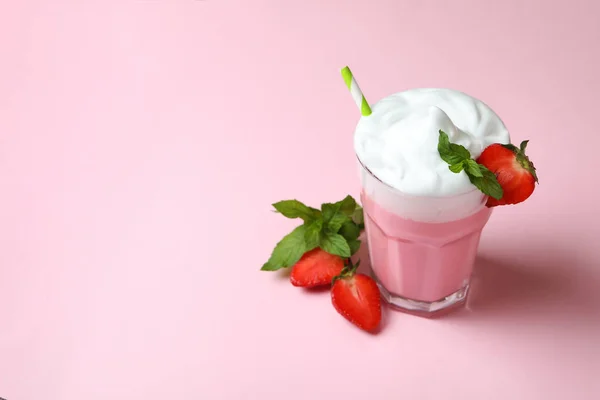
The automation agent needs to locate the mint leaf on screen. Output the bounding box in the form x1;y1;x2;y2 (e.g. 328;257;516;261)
438;130;471;165
321;203;338;222
320;232;351;258
352;205;364;228
468;166;503;200
438;130;504;201
339;220;360;241
450;143;471;160
261;225;307;271
304;219;323;250
272;200;320;223
321;195;360;232
327;211;349;232
348;239;361;256
438;129;451;152
321;200;350;231
335;195;357;216
322;195;358;223
464;159;483;177
449;162;464;173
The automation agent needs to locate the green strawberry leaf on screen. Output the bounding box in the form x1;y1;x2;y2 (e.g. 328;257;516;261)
304;219;323;250
339;220;361;241
261;225;307;271
272;200;321;223
320;232;351;258
503;140;538;183
467;166;504;200
348;239;361;256
501;143;519;152
464;159;483;177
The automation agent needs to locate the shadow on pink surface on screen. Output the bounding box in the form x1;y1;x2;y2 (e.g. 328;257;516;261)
354;236;600;327
465;253;600;321
269;239;599;335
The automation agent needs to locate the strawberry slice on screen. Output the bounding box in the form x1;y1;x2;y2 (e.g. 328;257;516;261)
331;260;381;332
476;140;539;207
290;248;344;288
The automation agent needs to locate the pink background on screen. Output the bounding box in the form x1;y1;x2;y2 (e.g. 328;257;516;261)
1;1;599;399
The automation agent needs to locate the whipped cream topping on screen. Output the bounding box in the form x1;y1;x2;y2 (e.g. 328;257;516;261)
354;88;510;197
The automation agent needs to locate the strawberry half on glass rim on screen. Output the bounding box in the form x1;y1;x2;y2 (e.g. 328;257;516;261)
476;140;539;207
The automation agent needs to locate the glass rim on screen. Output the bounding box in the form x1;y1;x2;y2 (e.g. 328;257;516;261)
356;155;484;200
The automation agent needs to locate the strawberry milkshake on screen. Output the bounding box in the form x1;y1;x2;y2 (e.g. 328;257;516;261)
354;88;510;315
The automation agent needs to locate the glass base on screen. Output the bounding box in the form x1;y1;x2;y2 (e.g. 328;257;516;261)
375;277;469;318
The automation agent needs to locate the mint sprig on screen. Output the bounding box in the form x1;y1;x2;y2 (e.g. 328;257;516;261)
272;200;321;222
438;130;503;200
261;195;365;271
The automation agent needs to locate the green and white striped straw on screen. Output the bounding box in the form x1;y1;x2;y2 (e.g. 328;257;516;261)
341;66;372;116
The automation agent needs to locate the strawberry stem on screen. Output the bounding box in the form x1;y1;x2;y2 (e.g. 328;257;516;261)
503;140;539;184
332;258;360;284
516;140;538;183
520;140;529;153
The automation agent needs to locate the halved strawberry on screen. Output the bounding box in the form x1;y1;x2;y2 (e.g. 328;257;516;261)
476;140;539;207
290;248;344;288
331;260;381;332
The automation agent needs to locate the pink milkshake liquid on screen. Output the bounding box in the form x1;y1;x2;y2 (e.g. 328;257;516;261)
359;163;492;315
